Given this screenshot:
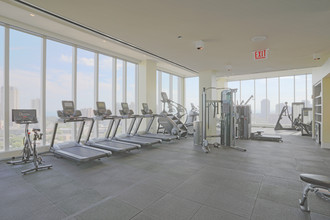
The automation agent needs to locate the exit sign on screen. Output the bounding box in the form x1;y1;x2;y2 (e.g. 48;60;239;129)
254;49;269;60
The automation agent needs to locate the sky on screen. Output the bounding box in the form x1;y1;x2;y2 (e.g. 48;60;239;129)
1;28;138;119
185;77;199;110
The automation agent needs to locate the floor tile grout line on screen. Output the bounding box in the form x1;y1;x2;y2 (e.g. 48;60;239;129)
188;204;203;220
168;192;251;220
249;175;264;220
61;174;154;220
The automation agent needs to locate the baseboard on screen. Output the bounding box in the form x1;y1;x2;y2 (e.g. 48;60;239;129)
0;146;50;161
321;142;330;149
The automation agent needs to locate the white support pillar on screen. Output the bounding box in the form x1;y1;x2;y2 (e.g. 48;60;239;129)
199;71;218;136
180;77;185;108
216;77;227;100
169;74;173;100
138;60;157;131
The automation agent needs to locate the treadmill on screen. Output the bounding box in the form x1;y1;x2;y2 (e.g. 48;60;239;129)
50;101;112;162
112;103;162;146
132;103;179;141
85;102;141;152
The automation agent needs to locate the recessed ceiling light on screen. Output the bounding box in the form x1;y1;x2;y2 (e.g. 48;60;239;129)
30;13;35;17
251;36;267;42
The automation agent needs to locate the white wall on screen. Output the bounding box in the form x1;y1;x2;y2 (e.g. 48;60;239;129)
313;58;330;84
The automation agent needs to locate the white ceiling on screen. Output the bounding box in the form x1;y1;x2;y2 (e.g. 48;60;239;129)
5;0;330;76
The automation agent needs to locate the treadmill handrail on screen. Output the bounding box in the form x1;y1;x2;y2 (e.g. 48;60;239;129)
58;116;93;123
94;115;121;121
118;114;143;119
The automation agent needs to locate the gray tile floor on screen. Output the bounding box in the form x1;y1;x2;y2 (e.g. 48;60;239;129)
1;131;330;220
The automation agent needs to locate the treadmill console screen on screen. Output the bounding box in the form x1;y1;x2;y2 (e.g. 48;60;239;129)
121;102;129;110
121;102;130;115
96;102;106;114
12;109;37;123
161;92;169;102
97;102;106;110
142;103;149;112
62;101;75;115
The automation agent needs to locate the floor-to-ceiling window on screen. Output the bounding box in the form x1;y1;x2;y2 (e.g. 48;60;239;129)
295;74;307;104
172;75;179;104
228;73;312;127
46;39;73;144
241;80;255;122
161;72;170;101
306;74;312;107
98;54;113;136
255;79;267;124
0;23;138;153
0;26;4;151
157;70;184;114
77;48;95;116
184;77;199;111
227;81;241;103
280;76;294;125
127;62;137;112
9;29;42;149
267;77;279;124
77;48;95;140
116;59;125;133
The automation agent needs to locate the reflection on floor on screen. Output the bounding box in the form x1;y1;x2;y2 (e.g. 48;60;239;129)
1;132;330;220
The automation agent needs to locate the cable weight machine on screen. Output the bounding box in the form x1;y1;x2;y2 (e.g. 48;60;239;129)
201;87;246;153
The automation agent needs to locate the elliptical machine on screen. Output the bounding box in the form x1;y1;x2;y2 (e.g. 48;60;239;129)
7;109;52;174
159;92;188;137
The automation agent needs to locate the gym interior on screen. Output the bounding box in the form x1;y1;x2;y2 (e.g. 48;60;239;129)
0;1;330;220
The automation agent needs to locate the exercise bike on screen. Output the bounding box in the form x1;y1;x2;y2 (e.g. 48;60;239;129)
7;109;52;174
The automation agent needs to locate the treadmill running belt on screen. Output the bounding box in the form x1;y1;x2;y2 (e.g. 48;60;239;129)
62;146;108;157
96;140;138;150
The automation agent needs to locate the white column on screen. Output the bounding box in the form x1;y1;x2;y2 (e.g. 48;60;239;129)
199;71;218;136
181;77;185;108
138;60;157;131
169;74;173;100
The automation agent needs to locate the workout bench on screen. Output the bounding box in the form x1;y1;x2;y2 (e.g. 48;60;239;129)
299;173;330;212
